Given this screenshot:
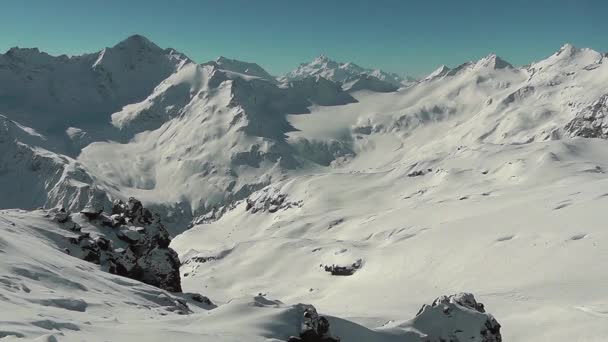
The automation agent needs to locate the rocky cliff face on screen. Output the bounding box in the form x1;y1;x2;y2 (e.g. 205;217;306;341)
49;197;182;292
565;94;608;139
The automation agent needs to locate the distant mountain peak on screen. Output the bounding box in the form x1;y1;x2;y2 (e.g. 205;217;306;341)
283;55;407;87
215;56;232;63
476;53;513;69
557;43;576;56
423;65;451;81
113;34;161;51
313;54;330;63
210;56;276;82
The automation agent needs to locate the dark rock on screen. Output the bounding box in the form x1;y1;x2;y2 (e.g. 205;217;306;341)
117;228;141;244
565;94;608;139
52;208;70;223
407;170;425;177
53;197;183;292
344;74;398;93
246;188;302;214
94;236;111;251
413;293;502;342
288;305;340;342
190;293;214;306
80;205;103;220
322;259;362;276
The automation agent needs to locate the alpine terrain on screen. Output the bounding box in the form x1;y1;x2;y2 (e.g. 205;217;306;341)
1;35;607;341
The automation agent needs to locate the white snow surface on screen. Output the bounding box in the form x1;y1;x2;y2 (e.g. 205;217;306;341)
2;37;608;341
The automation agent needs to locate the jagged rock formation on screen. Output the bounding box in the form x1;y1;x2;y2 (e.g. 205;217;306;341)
287;305;339;342
49;197;182;292
322;259;363;276
246;187;303;214
411;293;502;342
565;94;608;138
0;114;107;211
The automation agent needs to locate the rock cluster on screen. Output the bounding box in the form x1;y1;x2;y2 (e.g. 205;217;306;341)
288;305;340;342
246;188;302;214
321;259;362;276
565;94;608;139
50;197;182;292
412;293;502;342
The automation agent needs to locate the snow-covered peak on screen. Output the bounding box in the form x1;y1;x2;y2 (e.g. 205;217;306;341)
475;53;513;69
423;65;451;81
556;43;576;57
282;55;408;87
1;46;70;66
211;56;276;82
529;43;603;75
312;54;331;64
93;34;191;71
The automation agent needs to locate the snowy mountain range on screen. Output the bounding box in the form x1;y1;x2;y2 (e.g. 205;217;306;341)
280;54;415;90
1;35;608;341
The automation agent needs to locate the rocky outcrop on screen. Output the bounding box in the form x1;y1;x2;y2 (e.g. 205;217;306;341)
246;187;303;214
51;197;182;292
288;305;340;342
565;94;608;138
321;259;363;276
411;293;502;342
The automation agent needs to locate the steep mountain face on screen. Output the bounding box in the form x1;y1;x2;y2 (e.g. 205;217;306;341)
80;63;360;232
565;94;608;138
0;115;104;211
209;56;277;83
0;34;191;153
281;54;410;90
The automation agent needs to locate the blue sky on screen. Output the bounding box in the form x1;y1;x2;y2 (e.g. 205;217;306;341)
1;0;606;77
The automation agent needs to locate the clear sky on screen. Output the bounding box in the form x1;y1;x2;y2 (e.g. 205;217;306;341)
1;0;606;77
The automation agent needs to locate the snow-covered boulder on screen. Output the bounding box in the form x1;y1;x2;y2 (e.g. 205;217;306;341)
409;293;502;342
322;259;363;276
287;305;340;342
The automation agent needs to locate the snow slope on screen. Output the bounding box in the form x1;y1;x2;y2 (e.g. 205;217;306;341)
0;209;502;341
2;36;608;341
172;45;608;341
